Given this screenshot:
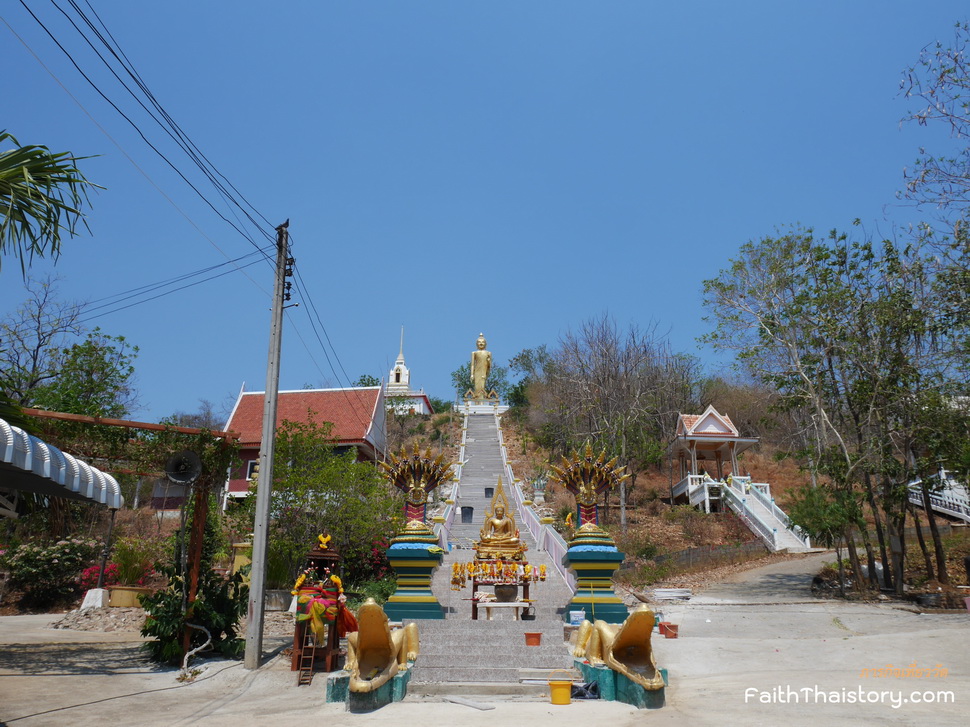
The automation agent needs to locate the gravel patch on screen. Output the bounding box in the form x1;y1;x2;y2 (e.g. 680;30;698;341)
48;608;297;637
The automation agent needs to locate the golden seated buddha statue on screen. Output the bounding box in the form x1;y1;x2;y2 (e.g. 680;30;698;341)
474;477;526;560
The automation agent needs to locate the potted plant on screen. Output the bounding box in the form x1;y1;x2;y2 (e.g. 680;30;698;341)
108;535;164;608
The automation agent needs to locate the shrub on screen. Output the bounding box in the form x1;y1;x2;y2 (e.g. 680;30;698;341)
79;563;119;590
345;574;397;610
141;566;248;664
2;538;101;607
112;535;167;586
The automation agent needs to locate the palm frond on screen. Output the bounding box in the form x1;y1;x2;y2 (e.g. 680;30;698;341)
0;130;102;277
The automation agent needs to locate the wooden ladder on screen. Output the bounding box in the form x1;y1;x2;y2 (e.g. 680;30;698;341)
296;626;316;686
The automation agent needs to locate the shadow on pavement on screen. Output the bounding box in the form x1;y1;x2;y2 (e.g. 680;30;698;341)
0;642;167;676
701;571;817;601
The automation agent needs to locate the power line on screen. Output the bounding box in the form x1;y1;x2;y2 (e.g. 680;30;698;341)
77;249;271;324
59;0;276;242
9;5;381;427
18;0;274;259
76;0;275;233
0;13;272;297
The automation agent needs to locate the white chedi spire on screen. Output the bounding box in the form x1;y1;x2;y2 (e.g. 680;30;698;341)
387;326;410;394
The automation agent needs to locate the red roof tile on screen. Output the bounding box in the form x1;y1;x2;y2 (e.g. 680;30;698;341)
226;387;382;447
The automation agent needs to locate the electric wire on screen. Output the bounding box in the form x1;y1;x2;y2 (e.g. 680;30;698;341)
84;247;270;311
0;13;272;297
49;0;267;243
285;233;375;433
76;0;276;232
58;0;276;241
8;6;381;426
18;0;275;260
76;251;270;325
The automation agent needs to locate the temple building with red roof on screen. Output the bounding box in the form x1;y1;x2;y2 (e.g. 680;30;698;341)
222;385;387;501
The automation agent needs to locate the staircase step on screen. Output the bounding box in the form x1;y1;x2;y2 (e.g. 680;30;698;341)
406;682;551;698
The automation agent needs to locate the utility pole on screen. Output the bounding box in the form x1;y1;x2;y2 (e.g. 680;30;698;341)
244;220;291;669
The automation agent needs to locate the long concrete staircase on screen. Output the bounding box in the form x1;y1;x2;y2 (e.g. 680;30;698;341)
406;412;577;693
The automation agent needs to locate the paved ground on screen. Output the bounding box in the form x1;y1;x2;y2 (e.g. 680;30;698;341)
1;553;966;726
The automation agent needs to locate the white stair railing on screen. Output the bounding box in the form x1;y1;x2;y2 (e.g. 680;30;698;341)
495;412;576;592
722;486;778;550
729;477;811;548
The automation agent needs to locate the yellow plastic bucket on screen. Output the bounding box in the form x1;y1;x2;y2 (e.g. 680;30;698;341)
548;669;573;705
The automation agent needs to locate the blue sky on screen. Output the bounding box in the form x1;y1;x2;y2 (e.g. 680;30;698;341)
1;2;966;423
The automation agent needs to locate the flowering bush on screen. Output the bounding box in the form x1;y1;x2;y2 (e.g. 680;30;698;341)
79;563;119;590
111;535;166;586
2;538;101;606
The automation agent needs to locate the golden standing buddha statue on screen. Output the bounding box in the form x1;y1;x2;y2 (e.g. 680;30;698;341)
470;333;492;400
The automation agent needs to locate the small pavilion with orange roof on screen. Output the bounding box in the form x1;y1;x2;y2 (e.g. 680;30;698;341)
670;404;759;482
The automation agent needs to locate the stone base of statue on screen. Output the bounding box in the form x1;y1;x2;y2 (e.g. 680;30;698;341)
326;665;413;708
384;521;446;621
574;659;667;709
561;523;629;623
474;541;527;561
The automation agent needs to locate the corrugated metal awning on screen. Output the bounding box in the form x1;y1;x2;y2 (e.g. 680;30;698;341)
0;416;124;510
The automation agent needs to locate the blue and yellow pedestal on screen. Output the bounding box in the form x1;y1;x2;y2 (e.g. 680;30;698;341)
384;542;445;621
562;548;629;623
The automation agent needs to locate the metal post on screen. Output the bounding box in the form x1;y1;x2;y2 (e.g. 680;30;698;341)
96;508;117;589
244;220;289;670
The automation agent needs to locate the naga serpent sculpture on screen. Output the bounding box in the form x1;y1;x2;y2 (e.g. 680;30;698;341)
572;605;665;690
345;598;420;694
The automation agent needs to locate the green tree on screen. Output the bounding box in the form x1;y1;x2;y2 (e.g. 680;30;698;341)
1;277;137;418
0;276;82;428
234;417;401;587
703;227;967;593
30;329;138;418
427;395;453;414
354;374;381;387
0;131;100;277
450;361;510;401
510;318;701;529
786;484;856;596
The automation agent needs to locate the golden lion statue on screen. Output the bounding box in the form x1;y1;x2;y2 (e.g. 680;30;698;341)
345;598;420;693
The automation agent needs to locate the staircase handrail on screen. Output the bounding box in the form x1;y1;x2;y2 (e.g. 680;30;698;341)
689;481;710;508
494;414;576;591
731;477;811;548
538;525;576;591
672;473;707;500
722;485;777;550
432;479;461;550
435;420;470;549
496;414;542;544
908;488;970;523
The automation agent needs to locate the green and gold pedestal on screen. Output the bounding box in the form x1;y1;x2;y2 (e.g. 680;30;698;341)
561;524;629;624
384;521;446;621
